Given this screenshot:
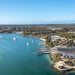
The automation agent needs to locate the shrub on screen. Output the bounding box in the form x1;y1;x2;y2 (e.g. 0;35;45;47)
58;66;64;69
65;61;73;66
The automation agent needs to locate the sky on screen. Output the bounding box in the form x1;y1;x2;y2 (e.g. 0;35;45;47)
0;0;75;24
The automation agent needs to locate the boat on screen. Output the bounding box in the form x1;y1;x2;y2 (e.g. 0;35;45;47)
27;42;29;46
13;37;16;40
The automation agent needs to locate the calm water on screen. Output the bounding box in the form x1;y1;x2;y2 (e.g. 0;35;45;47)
0;33;75;75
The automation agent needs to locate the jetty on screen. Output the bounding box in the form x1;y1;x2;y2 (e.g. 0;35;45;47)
37;46;75;56
36;46;61;55
36;48;51;54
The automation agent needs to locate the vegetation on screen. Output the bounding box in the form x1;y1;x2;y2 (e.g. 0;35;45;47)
0;24;75;34
64;60;75;66
73;60;75;66
45;35;75;47
45;36;55;47
52;53;62;62
65;61;73;66
57;33;75;40
46;36;51;43
58;66;64;69
0;24;75;47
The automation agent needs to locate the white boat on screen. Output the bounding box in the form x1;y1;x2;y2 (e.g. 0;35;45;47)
27;42;29;46
32;40;34;43
13;37;16;40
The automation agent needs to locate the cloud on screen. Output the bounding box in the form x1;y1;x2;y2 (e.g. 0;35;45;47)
49;15;75;21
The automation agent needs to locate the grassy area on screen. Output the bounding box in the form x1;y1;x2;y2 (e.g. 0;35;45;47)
52;53;62;63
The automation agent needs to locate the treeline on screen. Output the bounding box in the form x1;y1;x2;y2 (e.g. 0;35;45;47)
45;35;75;47
57;33;75;40
45;36;55;47
0;24;75;34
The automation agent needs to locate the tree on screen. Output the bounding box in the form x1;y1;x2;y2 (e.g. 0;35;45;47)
46;36;51;44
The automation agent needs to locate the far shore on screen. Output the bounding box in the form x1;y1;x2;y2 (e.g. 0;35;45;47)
13;31;24;34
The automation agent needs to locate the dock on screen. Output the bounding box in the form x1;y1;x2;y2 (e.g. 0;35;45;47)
36;46;68;55
36;48;51;54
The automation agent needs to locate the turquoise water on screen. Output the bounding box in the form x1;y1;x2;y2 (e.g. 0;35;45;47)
0;33;75;75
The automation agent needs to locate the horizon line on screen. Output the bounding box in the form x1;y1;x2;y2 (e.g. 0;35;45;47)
0;23;75;25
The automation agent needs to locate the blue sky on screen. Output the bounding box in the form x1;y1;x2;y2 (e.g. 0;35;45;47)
0;0;75;24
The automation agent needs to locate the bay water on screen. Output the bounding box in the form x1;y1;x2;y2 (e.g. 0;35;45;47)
0;33;75;75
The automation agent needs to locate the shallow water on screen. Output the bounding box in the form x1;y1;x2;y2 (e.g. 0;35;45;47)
0;33;75;75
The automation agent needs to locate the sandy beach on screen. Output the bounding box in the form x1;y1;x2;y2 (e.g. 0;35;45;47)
40;38;46;42
54;60;75;73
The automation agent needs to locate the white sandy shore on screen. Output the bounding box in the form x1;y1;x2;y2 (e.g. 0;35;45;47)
54;60;75;72
40;38;46;42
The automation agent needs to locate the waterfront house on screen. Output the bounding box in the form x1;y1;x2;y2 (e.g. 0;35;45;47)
51;35;59;42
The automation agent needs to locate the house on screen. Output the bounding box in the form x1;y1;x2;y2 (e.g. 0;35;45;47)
51;35;59;42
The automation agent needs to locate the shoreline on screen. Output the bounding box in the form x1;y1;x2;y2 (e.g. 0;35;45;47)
21;34;75;74
39;38;49;47
53;61;75;73
36;37;75;73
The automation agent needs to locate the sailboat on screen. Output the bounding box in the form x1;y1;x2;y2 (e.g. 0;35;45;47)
13;37;16;40
27;42;29;46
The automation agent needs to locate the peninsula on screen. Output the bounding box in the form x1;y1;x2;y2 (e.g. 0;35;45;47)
21;24;75;73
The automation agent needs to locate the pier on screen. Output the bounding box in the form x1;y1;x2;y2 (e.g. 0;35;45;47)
36;48;51;54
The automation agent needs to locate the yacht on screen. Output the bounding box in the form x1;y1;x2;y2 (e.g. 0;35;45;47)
27;42;29;46
13;37;16;40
